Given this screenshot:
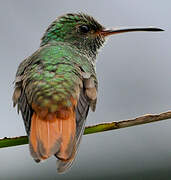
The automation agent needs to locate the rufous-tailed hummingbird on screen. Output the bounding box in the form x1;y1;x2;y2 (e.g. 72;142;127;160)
12;13;163;173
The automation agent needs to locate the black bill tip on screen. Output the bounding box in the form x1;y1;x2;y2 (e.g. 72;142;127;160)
144;27;164;31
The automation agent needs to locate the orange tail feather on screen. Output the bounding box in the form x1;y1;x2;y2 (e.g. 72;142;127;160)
57;109;76;160
29;102;76;163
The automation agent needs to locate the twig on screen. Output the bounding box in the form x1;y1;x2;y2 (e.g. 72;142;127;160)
0;111;171;148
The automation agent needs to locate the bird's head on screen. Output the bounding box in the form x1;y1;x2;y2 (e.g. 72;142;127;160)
41;13;163;58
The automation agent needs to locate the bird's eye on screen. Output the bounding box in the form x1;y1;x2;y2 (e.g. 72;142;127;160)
79;25;90;33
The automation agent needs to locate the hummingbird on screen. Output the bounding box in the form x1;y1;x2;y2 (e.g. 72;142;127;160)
12;13;163;173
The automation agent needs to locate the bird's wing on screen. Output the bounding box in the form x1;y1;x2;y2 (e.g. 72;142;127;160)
13;58;34;135
57;72;97;173
13;46;45;134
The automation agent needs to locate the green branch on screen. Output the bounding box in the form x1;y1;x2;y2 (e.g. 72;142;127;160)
0;111;171;148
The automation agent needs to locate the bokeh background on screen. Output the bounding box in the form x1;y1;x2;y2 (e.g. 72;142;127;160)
0;0;171;179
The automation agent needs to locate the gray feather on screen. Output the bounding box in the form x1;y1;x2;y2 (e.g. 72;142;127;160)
57;89;90;173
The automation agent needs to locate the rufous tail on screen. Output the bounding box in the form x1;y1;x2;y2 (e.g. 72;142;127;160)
29;102;76;166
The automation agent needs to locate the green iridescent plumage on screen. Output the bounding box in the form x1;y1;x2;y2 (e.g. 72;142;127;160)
14;13;105;115
41;13;105;57
19;42;97;112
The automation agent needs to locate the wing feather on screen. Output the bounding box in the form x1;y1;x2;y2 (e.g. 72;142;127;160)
57;74;97;173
